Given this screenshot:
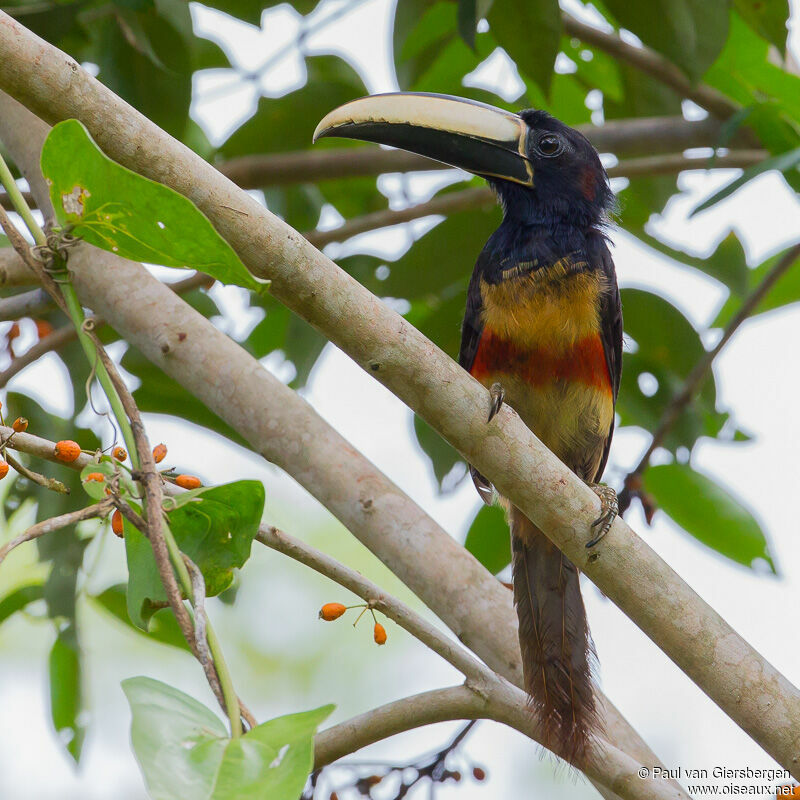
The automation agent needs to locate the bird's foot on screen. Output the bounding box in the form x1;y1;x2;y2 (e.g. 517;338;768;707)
586;483;618;548
487;382;505;423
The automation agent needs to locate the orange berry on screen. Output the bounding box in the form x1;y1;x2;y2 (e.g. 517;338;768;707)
85;472;105;482
34;319;54;339
175;474;201;489
0;461;9;480
152;443;167;463
113;446;127;461
319;602;347;621
54;440;81;463
12;417;28;432
111;509;123;537
373;622;387;645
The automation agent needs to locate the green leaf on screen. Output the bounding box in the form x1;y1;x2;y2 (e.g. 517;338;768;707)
617;290;725;451
219;56;366;158
712;244;800;325
49;624;85;762
125;481;265;628
488;0;561;95
644;463;776;572
733;0;789;55
381;206;500;300
87;6;193;139
120;346;248;449
457;0;477;48
40;119;263;293
413;415;465;491
464;504;510;574
123;676;333;800
0;582;45;626
631;228;749;296
690;147;800;216
602;0;728;82
92;584;191;651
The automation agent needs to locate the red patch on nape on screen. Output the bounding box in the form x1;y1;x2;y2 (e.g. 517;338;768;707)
470;328;612;393
580;167;597;201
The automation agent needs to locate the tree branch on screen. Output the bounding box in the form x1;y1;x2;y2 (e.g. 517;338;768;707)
217;117;754;189
561;13;740;120
307;151;766;248
0;287;51;320
2;21;793;772
0;188;36;211
620;241;800;512
0;499;112;566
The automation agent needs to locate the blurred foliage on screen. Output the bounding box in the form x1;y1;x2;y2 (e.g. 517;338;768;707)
0;0;797;785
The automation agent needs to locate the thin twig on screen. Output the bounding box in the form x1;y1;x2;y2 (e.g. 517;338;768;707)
0;287;50;320
619;241;800;512
3;450;69;493
216;117;754;188
0;499;112;566
0;188;36;211
0;322;81;388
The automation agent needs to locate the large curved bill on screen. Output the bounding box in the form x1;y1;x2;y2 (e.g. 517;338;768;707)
313;92;534;186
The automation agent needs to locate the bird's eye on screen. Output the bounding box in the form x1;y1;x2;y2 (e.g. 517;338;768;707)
537;134;562;157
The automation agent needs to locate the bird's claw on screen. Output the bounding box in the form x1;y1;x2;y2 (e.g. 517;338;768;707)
586;483;618;548
487;382;505;423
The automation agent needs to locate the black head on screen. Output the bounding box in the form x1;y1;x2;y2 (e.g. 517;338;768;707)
313;93;614;231
490;109;614;229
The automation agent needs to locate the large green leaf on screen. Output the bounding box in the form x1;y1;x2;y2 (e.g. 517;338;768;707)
40;120;263;292
0;582;45;627
644;463;775;572
87;3;194;139
380;206;500;300
219;56;366;158
49;624;85;762
733;0;789;57
712;244;800;326
464;503;510;574
488;0;561;96
617;290;726;451
632;229;750;296
602;0;729;82
120;346;248;449
413;414;465;491
123;677;333;800
125;481;265;628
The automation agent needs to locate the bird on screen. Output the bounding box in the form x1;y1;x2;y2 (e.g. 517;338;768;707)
314;92;622;764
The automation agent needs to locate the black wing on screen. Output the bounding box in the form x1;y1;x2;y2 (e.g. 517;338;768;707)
594;242;623;481
458;258;495;503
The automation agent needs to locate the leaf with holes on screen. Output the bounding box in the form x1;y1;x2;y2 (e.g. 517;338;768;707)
40;119;263;292
125;481;265;629
644;463;776;572
123;676;333;800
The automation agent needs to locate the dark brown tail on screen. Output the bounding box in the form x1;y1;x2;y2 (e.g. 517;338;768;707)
509;505;600;763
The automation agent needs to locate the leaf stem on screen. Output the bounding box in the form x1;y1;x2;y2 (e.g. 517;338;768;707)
162;523;243;738
0;150;137;465
0;150;45;246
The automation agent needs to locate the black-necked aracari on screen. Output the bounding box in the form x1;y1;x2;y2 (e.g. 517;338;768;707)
314;92;622;763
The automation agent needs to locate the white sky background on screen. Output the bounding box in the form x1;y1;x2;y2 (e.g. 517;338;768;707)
2;1;800;798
